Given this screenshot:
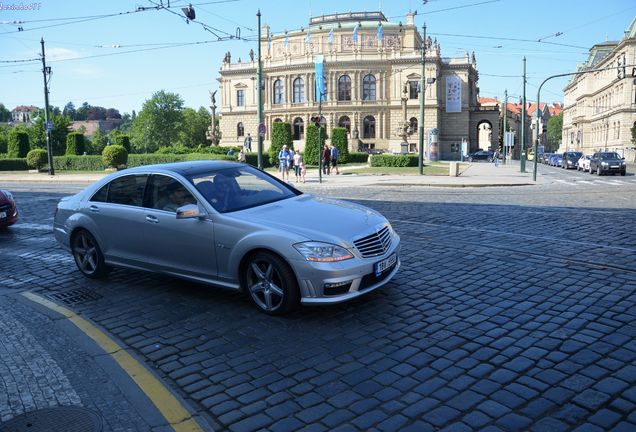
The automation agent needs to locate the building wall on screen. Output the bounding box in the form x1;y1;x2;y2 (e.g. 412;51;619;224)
218;11;483;158
562;27;636;160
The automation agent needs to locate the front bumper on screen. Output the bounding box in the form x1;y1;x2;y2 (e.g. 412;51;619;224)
295;241;401;305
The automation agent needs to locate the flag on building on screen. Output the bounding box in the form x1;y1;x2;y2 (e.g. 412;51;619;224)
328;28;334;45
284;31;289;47
315;55;326;102
377;23;383;41
305;30;311;45
352;24;359;42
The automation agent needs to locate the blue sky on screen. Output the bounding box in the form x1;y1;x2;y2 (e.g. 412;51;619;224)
1;0;635;114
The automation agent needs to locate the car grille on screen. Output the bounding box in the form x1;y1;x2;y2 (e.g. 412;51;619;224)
353;225;392;258
0;204;11;213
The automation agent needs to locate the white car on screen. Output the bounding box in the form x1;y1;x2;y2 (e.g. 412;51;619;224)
577;155;591;172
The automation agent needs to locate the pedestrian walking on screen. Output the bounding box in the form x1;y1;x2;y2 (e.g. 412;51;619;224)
494;148;501;167
243;133;252;152
322;144;331;175
330;144;340;175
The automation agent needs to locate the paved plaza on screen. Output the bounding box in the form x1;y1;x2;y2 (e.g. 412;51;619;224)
0;164;635;431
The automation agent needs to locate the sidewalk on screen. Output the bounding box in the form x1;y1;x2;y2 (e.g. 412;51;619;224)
0;160;542;189
0;290;212;431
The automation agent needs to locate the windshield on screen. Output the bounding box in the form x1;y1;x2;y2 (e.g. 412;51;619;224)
598;152;621;160
188;165;300;213
566;152;582;158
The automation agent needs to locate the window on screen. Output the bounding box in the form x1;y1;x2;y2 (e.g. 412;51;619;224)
409;117;418;134
237;122;244;137
338;115;351;133
362;74;376;101
91;174;147;206
409;81;419;99
293;77;305;103
363;115;376;139
147;175;196;212
338;75;351;101
236;89;245;107
273;79;284;104
273;118;282;123
293;117;304;140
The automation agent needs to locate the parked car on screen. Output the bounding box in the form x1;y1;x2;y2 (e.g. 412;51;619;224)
468;150;494;162
54;161;401;315
577;155;591;172
589;151;627;176
562;151;583;170
541;153;552;164
0;189;19;228
549;153;562;167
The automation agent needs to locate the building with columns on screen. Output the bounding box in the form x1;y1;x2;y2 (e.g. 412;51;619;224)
218;11;499;158
562;17;636;161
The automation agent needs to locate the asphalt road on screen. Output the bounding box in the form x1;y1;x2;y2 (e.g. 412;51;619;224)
1;167;636;431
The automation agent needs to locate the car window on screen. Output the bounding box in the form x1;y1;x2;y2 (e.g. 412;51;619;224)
93;174;147;206
146;175;197;212
190;166;299;213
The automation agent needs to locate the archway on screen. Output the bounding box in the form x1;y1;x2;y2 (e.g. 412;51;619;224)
477;120;493;151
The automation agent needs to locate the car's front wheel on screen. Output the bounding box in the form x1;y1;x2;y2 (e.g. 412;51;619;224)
71;229;110;279
244;251;299;315
597;166;602;176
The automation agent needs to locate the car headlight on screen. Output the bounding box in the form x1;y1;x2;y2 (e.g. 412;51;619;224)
294;242;354;262
601;162;608;166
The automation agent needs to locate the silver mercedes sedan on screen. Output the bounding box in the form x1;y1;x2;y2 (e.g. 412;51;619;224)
54;161;400;315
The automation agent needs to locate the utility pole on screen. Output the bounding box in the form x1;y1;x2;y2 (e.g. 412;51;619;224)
40;38;54;175
502;89;507;164
520;56;527;173
256;10;263;170
418;23;426;175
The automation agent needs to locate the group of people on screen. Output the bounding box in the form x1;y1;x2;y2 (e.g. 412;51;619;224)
321;144;339;175
277;145;306;183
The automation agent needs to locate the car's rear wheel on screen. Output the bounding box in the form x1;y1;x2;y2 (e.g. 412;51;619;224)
244;251;299;315
71;229;110;279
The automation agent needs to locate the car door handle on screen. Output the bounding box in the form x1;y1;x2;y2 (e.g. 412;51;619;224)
145;215;159;224
89;205;100;213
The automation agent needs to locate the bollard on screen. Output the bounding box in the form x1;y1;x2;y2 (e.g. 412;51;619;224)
449;162;459;177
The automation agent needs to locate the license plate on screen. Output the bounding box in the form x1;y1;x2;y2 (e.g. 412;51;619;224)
375;253;397;276
0;211;5;219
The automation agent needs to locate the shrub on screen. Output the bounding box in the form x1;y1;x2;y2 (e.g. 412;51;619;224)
0;158;29;171
156;145;192;154
370;154;419;167
53;155;105;171
114;134;131;153
26;149;48;170
269;122;293;165
304;124;325;166
7;130;30;158
347;152;371;164
65;132;86;155
102;144;128;169
330;127;349;163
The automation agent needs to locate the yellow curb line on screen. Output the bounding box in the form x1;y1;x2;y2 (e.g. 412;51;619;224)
21;292;205;432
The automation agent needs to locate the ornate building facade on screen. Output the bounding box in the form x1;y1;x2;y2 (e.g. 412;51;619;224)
562;17;636;161
218;11;499;158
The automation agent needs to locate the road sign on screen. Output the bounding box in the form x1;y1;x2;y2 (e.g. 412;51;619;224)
45;121;53;131
258;123;266;137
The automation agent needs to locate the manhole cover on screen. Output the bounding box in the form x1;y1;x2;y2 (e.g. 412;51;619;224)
47;289;102;305
0;406;102;432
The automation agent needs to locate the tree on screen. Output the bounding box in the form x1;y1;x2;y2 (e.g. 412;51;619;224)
66;132;86;155
88;128;108;155
547;112;563;152
0;124;10;153
130;90;184;153
63;102;76;120
75;102;91;121
0;103;11;122
178;107;210;147
330;127;349;163
7;129;30;157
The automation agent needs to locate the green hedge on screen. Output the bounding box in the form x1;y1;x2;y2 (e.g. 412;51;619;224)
26;149;48;170
8;130;29;158
102;145;128;168
370;154;419;167
347;152;371;163
269;122;293;165
330;128;349;163
53;155;105;171
0;158;29;170
304;124;325;166
65;132;86;156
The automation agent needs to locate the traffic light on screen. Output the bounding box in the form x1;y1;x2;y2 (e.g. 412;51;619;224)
311;116;321;127
542;124;547;134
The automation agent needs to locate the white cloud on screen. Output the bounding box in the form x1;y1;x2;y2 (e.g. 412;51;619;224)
46;47;82;61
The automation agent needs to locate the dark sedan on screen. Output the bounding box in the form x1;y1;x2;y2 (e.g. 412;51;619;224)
468;150;494;162
0;189;18;228
589;151;627;176
562;151;583;170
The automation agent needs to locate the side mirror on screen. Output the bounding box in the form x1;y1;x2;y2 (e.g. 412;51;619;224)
176;204;202;219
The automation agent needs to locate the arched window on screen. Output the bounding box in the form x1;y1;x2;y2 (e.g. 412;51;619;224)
338;75;351;101
237;122;244;137
363;115;376;139
409;117;418;134
293;117;304;140
273;118;282;123
273;79;284;105
362;74;376;101
338;115;351;133
293;77;304;103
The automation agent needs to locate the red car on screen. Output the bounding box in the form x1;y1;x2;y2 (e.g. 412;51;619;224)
0;189;18;228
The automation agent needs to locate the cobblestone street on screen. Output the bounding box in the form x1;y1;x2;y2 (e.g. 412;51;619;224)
1;179;635;431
